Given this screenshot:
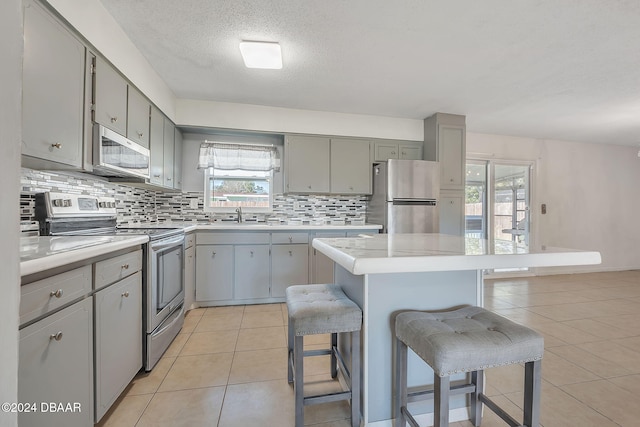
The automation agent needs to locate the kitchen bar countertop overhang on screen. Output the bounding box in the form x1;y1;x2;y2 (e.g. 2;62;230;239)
312;233;602;274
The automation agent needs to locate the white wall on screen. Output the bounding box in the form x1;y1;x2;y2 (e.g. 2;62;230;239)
0;0;22;425
45;0;176;120
177;99;424;142
467;132;640;274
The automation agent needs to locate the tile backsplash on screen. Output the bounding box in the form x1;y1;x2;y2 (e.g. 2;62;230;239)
20;168;368;226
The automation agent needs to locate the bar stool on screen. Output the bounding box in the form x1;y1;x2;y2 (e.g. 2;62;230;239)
394;306;544;427
286;284;362;427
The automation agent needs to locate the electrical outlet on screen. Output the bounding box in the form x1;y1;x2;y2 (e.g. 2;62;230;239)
541;204;547;214
189;199;199;209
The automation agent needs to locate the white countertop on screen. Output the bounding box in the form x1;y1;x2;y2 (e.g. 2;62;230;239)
312;233;602;275
20;235;148;277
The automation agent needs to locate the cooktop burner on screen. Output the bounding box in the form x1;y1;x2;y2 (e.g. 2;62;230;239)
35;192;184;241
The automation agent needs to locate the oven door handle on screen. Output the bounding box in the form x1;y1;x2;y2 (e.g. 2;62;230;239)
151;235;185;252
155;304;185;336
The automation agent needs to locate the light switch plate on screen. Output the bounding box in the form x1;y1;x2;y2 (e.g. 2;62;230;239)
541;204;547;214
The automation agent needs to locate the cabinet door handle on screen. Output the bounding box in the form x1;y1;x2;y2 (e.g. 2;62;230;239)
212;252;216;256
110;116;118;123
121;264;129;270
250;251;254;257
288;250;292;256
51;143;62;149
137;131;144;138
450;178;454;182
49;331;63;341
49;289;63;298
121;291;130;298
391;151;396;155
153;174;161;178
349;186;354;190
308;185;312;189
288;236;293;243
167;177;172;181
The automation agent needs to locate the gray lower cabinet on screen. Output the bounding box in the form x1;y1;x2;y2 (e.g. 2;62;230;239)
271;244;309;297
439;191;465;236
94;271;142;422
184;240;196;310
234;245;270;300
195;229;377;304
21;0;85;169
310;232;347;283
195;245;234;301
18;297;93;427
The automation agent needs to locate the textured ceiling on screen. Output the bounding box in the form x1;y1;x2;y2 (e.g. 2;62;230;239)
99;0;640;145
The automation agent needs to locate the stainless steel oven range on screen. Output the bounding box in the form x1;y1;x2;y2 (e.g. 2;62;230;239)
35;191;185;371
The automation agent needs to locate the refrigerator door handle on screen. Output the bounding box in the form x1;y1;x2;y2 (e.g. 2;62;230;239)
392;199;437;206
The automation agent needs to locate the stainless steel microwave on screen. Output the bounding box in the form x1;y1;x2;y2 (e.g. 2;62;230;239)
92;124;150;179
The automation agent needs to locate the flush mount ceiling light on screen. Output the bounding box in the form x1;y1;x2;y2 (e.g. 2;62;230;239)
239;41;282;69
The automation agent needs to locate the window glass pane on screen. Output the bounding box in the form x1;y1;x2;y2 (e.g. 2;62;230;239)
206;168;271;210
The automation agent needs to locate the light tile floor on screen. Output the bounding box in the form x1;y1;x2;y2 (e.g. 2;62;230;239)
97;270;640;426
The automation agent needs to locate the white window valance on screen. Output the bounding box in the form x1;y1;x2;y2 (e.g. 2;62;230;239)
197;142;280;172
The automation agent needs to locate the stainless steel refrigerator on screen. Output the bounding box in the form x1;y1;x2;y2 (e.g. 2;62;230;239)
367;159;439;233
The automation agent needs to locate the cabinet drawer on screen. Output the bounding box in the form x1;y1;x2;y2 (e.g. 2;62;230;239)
94;249;142;291
20;265;92;326
185;233;195;248
197;232;270;245
271;232;309;245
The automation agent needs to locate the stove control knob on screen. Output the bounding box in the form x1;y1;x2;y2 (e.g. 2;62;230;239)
63;199;72;207
52;199;62;207
98;201;106;208
110;202;116;208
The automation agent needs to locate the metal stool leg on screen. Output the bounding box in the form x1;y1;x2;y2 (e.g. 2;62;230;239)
470;370;483;426
395;336;408;427
434;375;450;427
523;360;542;427
288;319;294;384
294;334;304;427
331;332;338;378
351;330;361;427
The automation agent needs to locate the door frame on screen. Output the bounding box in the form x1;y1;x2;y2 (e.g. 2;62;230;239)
466;155;538;277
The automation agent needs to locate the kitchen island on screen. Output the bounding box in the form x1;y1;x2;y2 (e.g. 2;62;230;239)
312;233;601;427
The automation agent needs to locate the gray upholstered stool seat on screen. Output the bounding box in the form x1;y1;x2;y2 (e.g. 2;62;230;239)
395;306;544;427
286;284;362;427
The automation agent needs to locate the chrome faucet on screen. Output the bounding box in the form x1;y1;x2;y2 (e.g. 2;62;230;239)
235;207;243;223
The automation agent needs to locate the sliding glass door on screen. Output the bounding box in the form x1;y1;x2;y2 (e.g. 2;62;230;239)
465;159;533;272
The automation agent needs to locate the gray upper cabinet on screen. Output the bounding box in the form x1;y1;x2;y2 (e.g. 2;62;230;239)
438;125;465;189
374;141;423;161
94;56;128;136
330;138;371;194
424;113;466;191
149;106;165;186
126;87;150;148
163;119;176;188
285;135;330;193
174;128;183;190
21;0;85;168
